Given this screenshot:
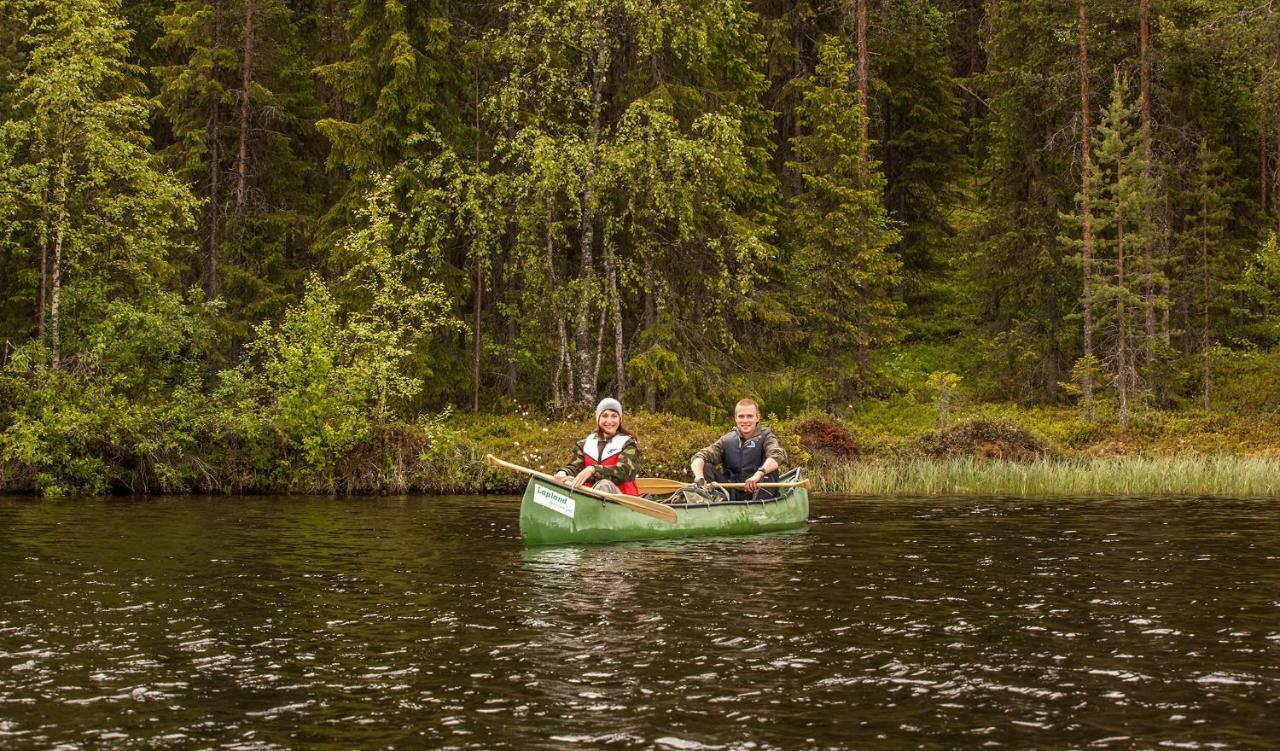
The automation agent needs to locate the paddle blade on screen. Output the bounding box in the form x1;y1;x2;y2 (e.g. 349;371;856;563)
636;477;687;495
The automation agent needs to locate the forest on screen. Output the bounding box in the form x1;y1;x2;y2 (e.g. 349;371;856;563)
3;0;1280;495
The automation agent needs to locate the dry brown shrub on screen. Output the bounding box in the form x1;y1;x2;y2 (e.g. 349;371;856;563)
1080;440;1131;458
794;415;860;460
919;419;1050;462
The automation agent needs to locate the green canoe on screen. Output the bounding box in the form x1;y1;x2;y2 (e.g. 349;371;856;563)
519;470;809;545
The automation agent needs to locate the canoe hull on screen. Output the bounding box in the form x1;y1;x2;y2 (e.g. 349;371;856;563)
519;474;809;545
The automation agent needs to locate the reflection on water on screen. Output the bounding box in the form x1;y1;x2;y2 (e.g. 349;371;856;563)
1;495;1278;749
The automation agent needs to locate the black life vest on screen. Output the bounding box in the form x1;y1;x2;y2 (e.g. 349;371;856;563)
719;427;773;482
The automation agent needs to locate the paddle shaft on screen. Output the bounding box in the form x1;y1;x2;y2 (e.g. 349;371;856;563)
484;454;677;524
636;476;811;495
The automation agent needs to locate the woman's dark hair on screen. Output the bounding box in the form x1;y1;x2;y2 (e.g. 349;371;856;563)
596;413;635;440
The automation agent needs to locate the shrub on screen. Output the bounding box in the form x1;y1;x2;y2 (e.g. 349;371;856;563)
792;414;859;460
918;418;1050;462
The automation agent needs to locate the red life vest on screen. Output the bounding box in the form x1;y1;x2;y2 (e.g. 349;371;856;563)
583;432;640;496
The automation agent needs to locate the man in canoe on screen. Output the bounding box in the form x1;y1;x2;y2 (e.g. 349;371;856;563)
689;398;786;502
553;397;642;496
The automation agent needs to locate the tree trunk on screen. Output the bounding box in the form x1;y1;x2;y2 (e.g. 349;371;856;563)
856;0;869;186
1201;194;1211;410
608;246;625;400
643;275;656;411
505;317;518;393
966;0;981;121
592;290;606;398
1139;0;1157;374
1262;130;1269;214
235;2;254;215
37;186;48;341
49;151;69;371
472;73;484;412
547;198;570;409
472;259;482;412
320;0;346;123
575;38;607;408
1161;190;1171;345
206;93;222;297
1117;222;1129;430
1077;0;1096;414
1043;260;1062;401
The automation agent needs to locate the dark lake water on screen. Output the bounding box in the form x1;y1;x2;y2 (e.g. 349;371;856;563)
1;495;1278;750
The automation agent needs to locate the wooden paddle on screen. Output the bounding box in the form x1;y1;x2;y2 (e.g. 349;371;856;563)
636;476;812;495
484;454;678;524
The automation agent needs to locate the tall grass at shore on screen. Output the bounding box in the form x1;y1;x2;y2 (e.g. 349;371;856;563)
814;455;1280;497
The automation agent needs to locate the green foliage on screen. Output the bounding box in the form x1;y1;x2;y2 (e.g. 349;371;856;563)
926;371;962;427
1230;233;1280;344
155;0;328;351
215;179;457;485
5;0;1280;494
0;0;196;315
788;35;902;397
875;0;967;330
483;0;776;411
0;291;214;495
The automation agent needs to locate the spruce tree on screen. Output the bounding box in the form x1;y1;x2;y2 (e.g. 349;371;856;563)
314;0;458;241
788;35;902;396
156;0;328;355
1086;74;1152;427
972;0;1078;401
876;0;966;321
1182;138;1234;408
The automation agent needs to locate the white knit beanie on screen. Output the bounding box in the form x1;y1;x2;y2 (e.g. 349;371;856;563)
595;397;623;422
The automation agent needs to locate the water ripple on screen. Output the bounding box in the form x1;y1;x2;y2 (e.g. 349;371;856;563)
0;495;1278;749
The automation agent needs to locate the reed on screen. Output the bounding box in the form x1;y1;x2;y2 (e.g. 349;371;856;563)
814;455;1280;497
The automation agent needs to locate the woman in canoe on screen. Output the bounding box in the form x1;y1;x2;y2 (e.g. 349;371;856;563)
553;397;642;496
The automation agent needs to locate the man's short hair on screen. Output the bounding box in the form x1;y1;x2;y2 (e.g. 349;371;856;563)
734;398;761;416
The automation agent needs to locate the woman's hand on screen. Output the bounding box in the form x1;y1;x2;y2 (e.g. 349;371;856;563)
744;470;765;493
554;471;570;485
570;465;595;491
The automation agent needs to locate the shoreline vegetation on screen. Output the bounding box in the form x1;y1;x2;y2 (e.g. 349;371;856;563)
9;3;1280;504
4;403;1279;498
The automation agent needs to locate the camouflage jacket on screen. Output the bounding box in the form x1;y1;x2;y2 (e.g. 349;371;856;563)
557;434;641;484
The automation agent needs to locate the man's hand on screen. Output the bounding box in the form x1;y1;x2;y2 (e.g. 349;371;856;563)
570;465;595;491
554;471;570;485
744;470;765;493
694;477;708;489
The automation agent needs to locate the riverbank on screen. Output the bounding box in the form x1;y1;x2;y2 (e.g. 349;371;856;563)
3;402;1280;497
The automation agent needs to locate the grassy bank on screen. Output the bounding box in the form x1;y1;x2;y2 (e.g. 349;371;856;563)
815;456;1280;497
3;403;1280;497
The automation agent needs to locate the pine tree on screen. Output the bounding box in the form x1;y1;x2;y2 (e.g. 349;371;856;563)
789;35;902;396
314;0;458;241
876;0;966;311
1087;74;1152;427
972;0;1078;402
1182;138;1233;408
156;0;328;354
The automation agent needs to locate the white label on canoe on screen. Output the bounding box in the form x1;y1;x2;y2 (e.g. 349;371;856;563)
533;484;576;518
